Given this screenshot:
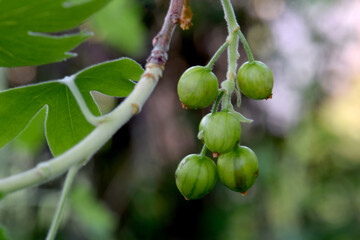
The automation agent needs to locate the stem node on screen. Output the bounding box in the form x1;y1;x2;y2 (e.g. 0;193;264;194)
37;163;52;179
131;103;140;115
233;26;240;33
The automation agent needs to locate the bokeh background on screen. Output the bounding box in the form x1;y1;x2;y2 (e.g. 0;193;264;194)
1;0;360;239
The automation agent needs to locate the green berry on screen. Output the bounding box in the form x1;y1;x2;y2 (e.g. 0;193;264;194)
177;66;219;109
202;111;241;154
217;145;259;194
175;154;217;200
197;113;211;141
237;61;273;100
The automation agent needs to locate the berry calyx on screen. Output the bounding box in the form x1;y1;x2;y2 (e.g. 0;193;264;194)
177;66;219;109
202;111;241;154
175;154;217;199
237;61;273;100
217;145;259;193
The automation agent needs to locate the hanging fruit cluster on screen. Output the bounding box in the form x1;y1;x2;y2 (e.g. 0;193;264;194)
175;22;273;200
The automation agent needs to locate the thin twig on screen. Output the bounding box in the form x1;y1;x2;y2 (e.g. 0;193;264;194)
46;165;79;240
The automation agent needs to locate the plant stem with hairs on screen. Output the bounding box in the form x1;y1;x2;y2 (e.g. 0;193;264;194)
220;0;240;111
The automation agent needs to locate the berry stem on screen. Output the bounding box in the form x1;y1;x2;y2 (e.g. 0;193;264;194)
221;93;231;111
46;165;79;240
212;90;225;113
205;41;229;70
237;30;255;63
200;144;208;158
221;0;239;31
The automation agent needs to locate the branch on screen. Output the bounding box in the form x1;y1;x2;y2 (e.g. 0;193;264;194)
0;0;185;195
46;165;79;240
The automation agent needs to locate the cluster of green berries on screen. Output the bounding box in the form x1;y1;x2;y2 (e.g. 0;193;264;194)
178;61;274;110
175;61;273;200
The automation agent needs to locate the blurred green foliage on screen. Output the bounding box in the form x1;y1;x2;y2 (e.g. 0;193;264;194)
89;0;146;57
70;180;116;240
0;225;12;240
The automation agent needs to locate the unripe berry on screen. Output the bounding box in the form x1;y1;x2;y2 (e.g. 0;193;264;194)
237;61;273;100
197;113;211;141
175;154;217;200
217;145;259;194
177;66;219;109
202;111;241;154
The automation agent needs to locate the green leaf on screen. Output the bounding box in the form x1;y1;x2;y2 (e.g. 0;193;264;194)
0;58;144;156
12;107;46;154
45;82;96;156
0;83;50;150
74;58;143;115
0;31;91;67
0;0;110;67
0;82;94;156
89;0;146;56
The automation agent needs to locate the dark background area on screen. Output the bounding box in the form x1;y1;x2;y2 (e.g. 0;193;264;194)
1;0;360;239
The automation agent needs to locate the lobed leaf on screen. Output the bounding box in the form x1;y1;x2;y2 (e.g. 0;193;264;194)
45;82;96;156
0;0;110;67
0;31;91;67
0;58;144;156
74;58;143;115
0;82;51;150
